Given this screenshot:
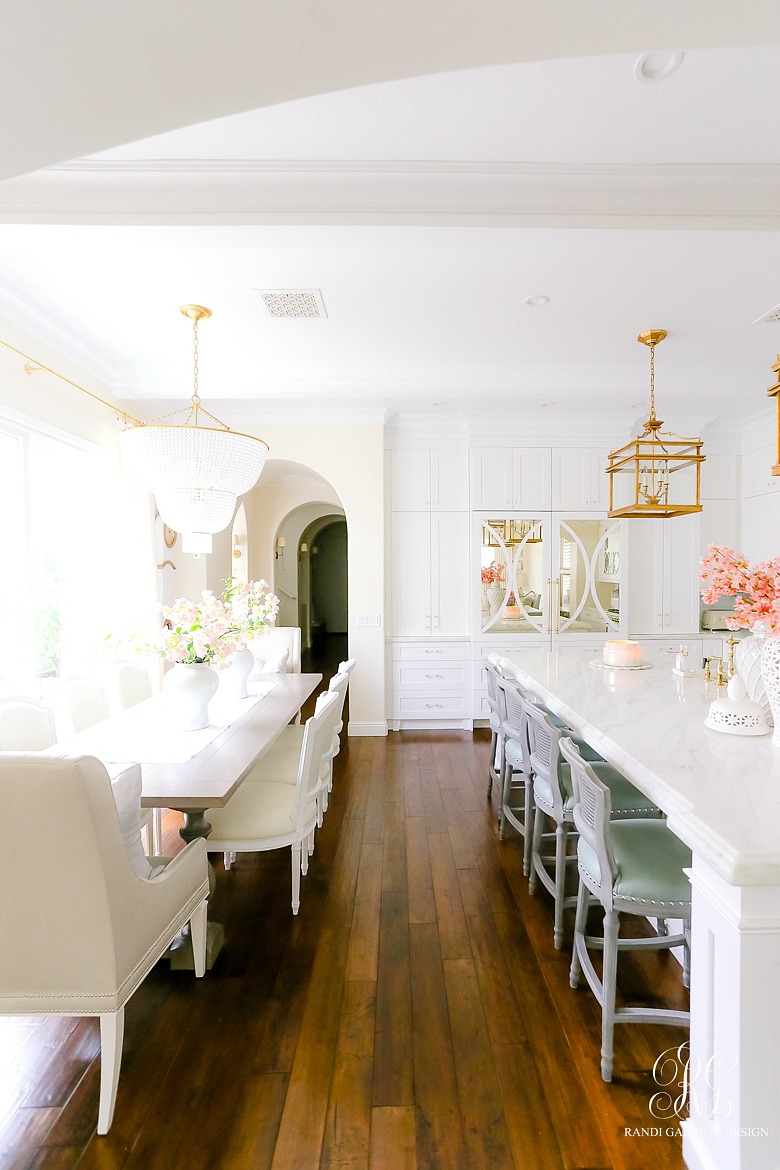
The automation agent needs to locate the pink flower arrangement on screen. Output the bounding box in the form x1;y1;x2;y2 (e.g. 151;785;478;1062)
135;576;280;667
481;563;505;586
699;545;780;636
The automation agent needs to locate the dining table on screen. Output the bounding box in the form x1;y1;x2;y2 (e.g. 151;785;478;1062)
57;670;322;967
501;645;779;1170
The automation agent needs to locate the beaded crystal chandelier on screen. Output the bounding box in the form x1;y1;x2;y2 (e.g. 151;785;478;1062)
606;330;704;518
118;306;268;554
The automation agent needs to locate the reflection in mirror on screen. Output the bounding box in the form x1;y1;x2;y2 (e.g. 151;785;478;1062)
480;519;545;635
557;519;621;634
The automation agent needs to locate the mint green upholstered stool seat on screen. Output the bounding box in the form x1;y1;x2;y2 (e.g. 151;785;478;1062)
525;702;661;951
560;736;691;1082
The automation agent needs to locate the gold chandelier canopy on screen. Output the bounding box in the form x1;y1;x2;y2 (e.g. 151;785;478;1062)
606;330;704;519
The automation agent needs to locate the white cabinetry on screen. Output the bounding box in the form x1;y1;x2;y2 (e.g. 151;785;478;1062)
391;512;470;637
627;515;700;635
390;446;471;727
391;448;469;511
390;641;471;729
470;448;551;510
552;448;609;510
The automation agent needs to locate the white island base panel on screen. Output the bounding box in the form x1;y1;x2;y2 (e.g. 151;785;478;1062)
499;647;780;1170
683;857;780;1170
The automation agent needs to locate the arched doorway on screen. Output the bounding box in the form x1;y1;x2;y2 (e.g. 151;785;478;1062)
298;516;347;666
265;490;347;673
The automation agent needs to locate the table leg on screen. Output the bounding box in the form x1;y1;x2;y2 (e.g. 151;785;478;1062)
168;806;225;971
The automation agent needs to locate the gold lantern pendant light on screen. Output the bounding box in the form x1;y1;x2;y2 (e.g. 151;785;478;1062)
118;305;268;555
606;330;705;518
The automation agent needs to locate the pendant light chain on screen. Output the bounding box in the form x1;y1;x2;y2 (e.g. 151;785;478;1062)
649;340;656;420
191;315;201;422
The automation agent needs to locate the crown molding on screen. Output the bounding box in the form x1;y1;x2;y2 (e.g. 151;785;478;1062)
738;405;775;453
2;158;780;227
122;397;392;427
0;278;120;386
52;160;780;180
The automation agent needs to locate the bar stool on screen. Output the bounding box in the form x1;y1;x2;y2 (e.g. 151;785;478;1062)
525;701;660;949
560;736;691;1081
483;654;505;802
497;677;570;875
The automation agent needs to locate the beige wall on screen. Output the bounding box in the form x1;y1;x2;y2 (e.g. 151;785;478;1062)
237;423;386;735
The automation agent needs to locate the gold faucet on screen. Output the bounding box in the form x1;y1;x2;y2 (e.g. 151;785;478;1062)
726;635;738;680
704;656;726;686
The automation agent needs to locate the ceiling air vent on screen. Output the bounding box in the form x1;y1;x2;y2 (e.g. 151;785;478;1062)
753;303;780;325
254;289;327;319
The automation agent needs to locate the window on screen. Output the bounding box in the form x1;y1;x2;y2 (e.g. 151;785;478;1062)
0;415;153;685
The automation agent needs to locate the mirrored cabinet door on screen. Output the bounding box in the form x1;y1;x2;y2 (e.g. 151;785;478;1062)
478;516;551;636
554;517;622;637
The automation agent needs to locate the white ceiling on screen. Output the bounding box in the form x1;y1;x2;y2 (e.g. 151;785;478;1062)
1;47;780;427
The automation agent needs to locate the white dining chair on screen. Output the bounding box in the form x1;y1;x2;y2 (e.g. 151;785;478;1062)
0;753;209;1133
57;677;111;737
111;659;154;711
206;689;341;914
0;698;56;751
111;659;163;852
250;627;301;674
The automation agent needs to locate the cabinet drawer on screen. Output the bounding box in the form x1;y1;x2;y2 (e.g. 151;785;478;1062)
394;664;468;688
392;641;470;661
393;693;469;719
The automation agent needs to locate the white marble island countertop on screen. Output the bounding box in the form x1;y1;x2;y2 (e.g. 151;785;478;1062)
502;646;780;887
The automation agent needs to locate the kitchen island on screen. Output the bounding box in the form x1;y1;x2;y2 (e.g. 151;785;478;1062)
503;645;779;1170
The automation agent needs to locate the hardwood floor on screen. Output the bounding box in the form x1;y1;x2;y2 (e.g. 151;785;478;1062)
2;721;688;1169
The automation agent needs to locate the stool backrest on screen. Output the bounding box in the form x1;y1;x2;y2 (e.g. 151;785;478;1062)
523;700;569;821
559;736;618;902
484;654;502;712
0;699;56;751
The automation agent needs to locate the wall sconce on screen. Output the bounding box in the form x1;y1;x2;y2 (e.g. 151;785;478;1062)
275;536;287;560
233;534;242;560
299;542;308;562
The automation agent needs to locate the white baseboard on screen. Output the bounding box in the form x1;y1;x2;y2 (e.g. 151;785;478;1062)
347;720;388;737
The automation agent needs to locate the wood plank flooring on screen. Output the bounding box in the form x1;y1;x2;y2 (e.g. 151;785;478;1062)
1;718;688;1169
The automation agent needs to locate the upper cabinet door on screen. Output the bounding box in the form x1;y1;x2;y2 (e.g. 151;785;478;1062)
589;449;611;511
391;450;431;510
552;449;595;510
552;448;610;510
470;448;513;509
512;449;551;510
430;449;469;511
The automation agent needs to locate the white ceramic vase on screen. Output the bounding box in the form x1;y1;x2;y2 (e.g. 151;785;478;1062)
736;634;773;728
759;637;780;746
222;647;255;700
487;583;505;613
163;662;218;731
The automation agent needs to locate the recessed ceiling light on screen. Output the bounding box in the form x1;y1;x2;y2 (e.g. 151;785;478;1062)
540;401;556;408
630;402;646;410
634;51;684;83
433;401;448;407
524;294;550;308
